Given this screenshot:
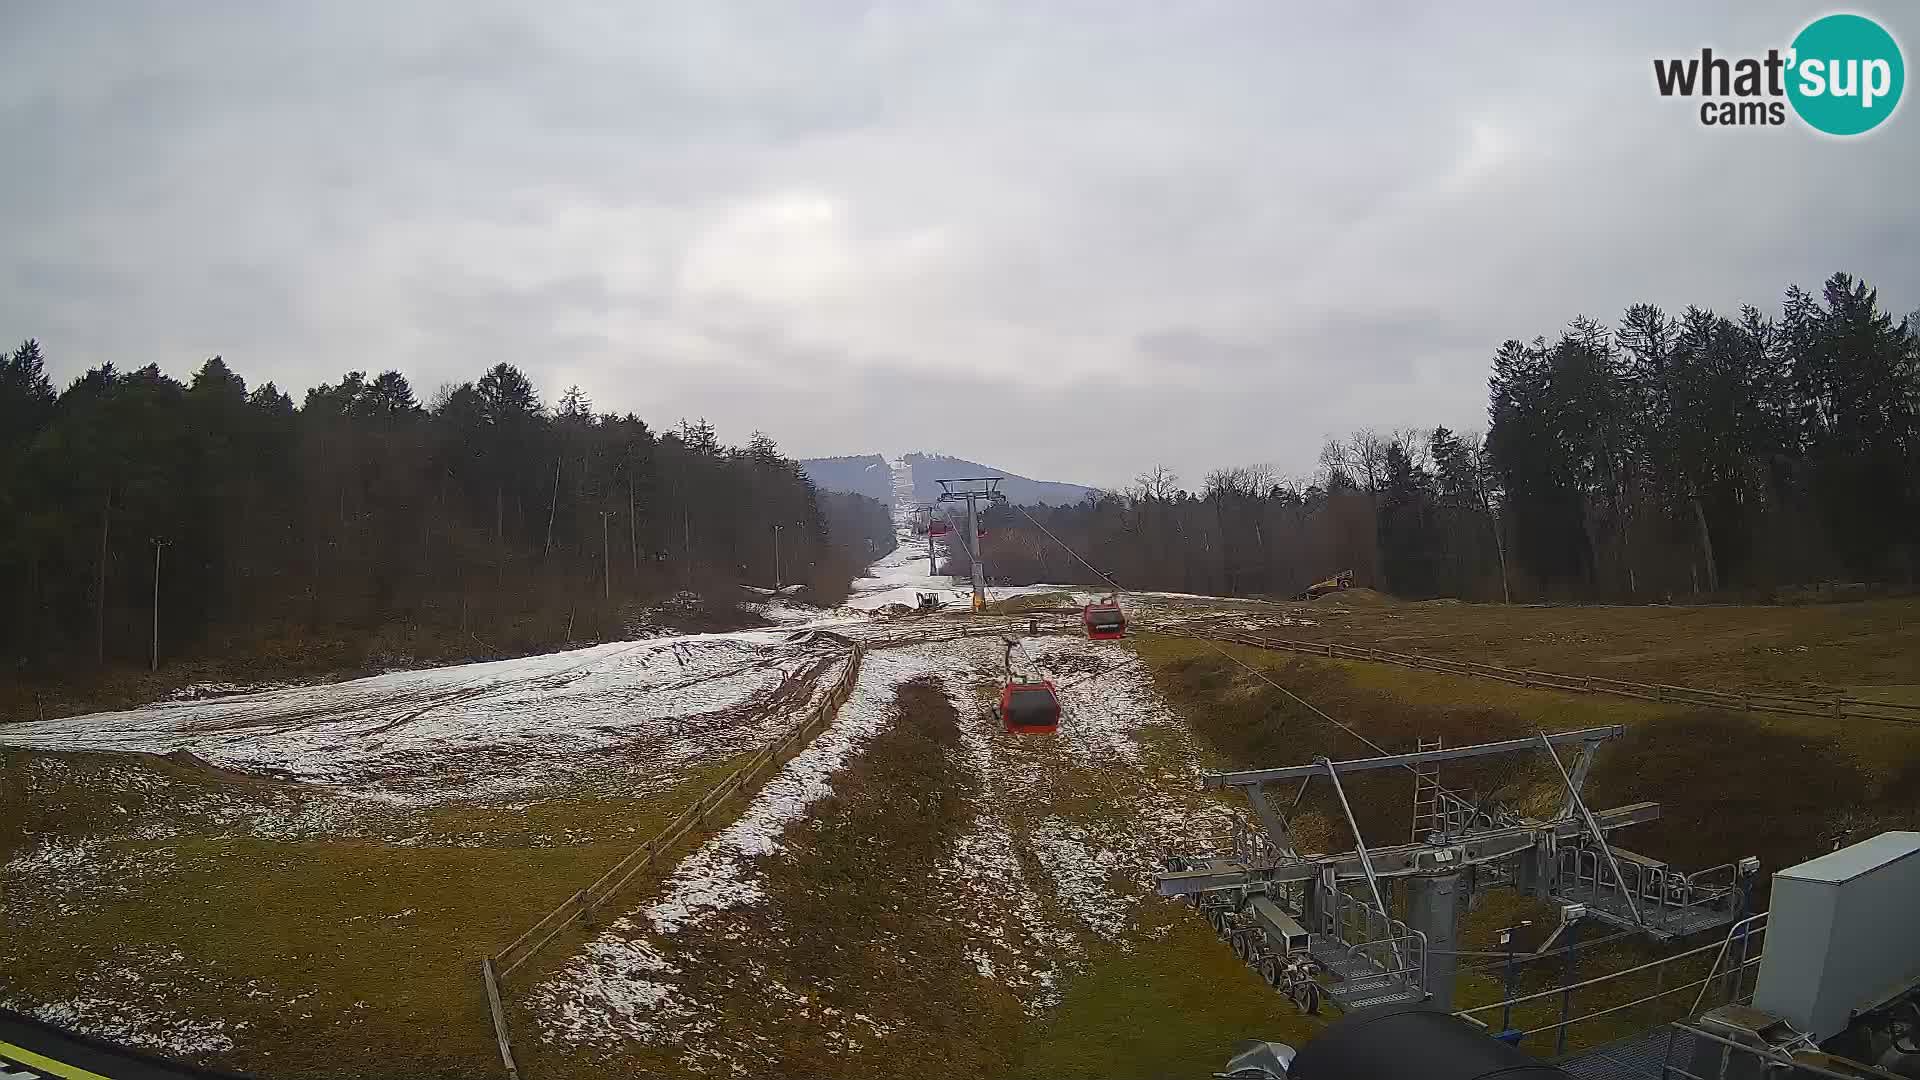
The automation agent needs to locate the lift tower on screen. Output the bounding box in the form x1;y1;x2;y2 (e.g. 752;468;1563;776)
1158;727;1760;1013
935;477;1005;612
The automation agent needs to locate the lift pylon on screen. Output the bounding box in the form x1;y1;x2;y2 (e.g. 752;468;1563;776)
934;477;1005;612
1159;726;1759;1014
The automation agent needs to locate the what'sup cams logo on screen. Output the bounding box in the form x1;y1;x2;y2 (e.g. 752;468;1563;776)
1654;13;1904;135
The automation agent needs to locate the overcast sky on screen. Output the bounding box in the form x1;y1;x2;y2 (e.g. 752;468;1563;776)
3;3;1915;489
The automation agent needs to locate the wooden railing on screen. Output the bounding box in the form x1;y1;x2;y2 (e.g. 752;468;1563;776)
479;643;867;1077
1153;624;1920;727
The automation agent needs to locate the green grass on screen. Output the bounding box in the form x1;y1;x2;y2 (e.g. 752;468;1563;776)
0;750;759;1078
1293;595;1920;692
1124;623;1920;1061
1131;629;1920;865
515;676;1024;1080
1007;900;1319;1079
9;596;1919;1075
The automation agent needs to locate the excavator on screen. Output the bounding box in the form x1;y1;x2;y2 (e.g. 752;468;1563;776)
1291;568;1354;601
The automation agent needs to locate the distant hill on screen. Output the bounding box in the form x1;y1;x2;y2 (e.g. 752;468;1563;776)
797;455;893;503
903;453;1097;507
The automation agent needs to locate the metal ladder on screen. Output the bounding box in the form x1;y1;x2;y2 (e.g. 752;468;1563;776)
1410;736;1443;842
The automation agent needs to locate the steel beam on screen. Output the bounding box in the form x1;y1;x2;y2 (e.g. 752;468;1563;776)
1201;726;1624;789
1154;802;1659;897
1538;731;1643;927
1245;784;1296;855
1320;756;1402;970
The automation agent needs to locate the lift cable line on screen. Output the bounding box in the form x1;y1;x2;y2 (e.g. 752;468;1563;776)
1011;504;1124;595
1007;497;1633;827
1000;494;1767;1024
1009;501;1478;801
1055;651;1145;692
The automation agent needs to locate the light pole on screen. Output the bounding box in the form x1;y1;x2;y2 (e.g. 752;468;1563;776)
599;510;616;600
150;537;170;672
772;524;784;588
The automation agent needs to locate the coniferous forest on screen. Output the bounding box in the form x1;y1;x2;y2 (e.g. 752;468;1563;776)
0;354;891;690
2;272;1914;698
978;274;1919;603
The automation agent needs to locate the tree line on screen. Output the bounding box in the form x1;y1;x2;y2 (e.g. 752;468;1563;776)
0;352;891;679
976;273;1918;602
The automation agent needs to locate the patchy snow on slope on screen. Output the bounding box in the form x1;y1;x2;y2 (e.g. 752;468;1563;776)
935;632;1236;994
535;934;692;1041
646;649;938;934
1;948;244;1058
930;671;1081;1010
0;630;848;806
531;647;941;1044
20;996;239;1057
743;598;834;626
845;459;956;611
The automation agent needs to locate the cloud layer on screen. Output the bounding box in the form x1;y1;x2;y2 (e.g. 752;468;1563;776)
3;1;1915;488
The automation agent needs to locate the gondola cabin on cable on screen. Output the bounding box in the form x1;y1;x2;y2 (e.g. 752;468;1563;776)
928;519;952;536
1082;594;1126;640
997;639;1060;735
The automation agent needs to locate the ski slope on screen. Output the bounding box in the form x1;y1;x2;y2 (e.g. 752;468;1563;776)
846;456;1092;612
0;630;850;806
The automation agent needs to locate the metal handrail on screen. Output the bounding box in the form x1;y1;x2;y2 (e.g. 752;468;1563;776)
1690;912;1769;1013
1316;756;1405;975
1662;1021;1859;1080
1456;935;1731;1017
1348;932;1428;984
1556;841;1741;929
1509;959;1763;1038
1538;731;1644;927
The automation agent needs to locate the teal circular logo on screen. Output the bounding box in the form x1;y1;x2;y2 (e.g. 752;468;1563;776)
1787;14;1904;135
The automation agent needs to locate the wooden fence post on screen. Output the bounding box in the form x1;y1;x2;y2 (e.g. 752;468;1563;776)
482;642;867;1000
482;958;521;1080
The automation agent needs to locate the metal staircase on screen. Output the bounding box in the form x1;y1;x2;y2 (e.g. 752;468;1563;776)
1309;884;1428;1009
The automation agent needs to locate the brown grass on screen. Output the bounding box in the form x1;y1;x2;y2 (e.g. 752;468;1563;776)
513;675;1021;1080
755;676;1013;1078
0;745;770;1078
1132;630;1920;911
1136;639;1553;849
1270;595;1920;692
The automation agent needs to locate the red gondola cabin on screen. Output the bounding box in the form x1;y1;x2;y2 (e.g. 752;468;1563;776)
1083;596;1126;640
929;520;952;536
1000;680;1061;735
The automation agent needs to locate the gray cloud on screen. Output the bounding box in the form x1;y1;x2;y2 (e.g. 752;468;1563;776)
3;1;1915;488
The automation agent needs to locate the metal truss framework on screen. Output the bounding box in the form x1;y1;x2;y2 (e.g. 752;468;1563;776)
1157;726;1760;1014
934;477;1005;612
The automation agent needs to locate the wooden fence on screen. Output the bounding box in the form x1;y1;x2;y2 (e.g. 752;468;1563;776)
479;642;868;1078
1163;625;1920;727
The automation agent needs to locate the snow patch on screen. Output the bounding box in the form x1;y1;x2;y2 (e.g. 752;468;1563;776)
1;630;846;807
532;648;941;1045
